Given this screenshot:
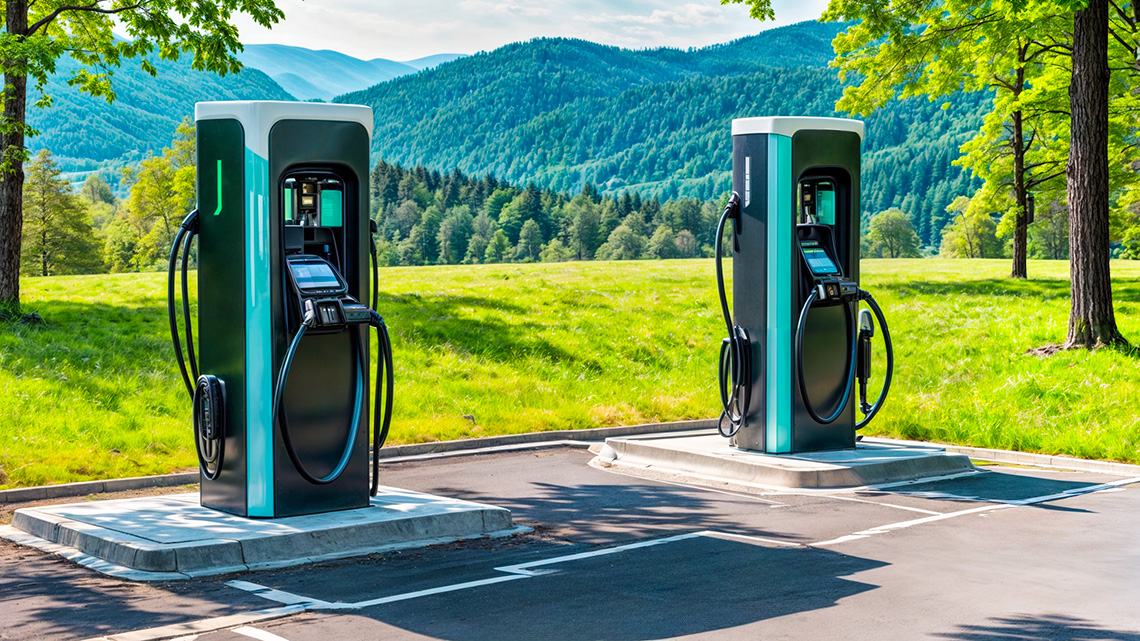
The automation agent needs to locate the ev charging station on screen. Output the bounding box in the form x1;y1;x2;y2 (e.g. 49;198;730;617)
168;101;395;518
714;116;894;454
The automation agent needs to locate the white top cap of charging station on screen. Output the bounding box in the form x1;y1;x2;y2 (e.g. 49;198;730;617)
195;101;374;157
732;116;863;140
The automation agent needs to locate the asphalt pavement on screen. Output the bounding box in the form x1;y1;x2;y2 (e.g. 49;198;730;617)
2;445;1139;641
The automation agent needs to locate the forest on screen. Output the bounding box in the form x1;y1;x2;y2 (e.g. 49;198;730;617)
19;120;1104;278
340;20;994;248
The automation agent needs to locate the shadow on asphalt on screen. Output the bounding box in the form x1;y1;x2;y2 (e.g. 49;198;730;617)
0;541;264;640
434;480;809;544
363;534;887;641
933;614;1140;640
875;468;1113;506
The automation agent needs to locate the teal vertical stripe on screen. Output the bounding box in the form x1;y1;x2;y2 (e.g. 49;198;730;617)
245;149;274;517
213;160;223;216
766;135;793;454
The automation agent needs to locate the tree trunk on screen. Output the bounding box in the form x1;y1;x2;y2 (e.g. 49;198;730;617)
1065;0;1128;349
1011;108;1028;278
0;0;27;319
1010;46;1028;279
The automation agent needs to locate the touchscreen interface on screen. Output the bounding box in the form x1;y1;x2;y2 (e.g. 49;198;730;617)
291;260;343;291
801;244;839;275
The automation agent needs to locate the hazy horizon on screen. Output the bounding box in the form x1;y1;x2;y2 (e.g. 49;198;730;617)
232;0;829;60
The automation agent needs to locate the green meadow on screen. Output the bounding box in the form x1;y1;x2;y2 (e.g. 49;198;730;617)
1;259;1137;489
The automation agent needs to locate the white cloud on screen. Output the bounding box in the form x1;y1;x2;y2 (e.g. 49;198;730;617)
233;0;830;60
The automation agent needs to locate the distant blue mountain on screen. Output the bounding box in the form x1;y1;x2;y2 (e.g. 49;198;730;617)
399;54;467;71
238;45;468;101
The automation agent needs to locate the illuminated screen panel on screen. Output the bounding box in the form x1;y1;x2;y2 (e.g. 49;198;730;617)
290;261;342;291
801;246;839;275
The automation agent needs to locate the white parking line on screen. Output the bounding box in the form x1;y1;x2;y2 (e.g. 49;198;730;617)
811;476;1140;547
233;627;293;641
228;530;796;611
81;606;304;641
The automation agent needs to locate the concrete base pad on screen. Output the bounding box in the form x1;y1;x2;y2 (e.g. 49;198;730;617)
1;486;523;581
593;431;977;489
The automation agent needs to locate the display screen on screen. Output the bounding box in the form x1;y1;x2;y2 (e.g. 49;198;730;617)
817;188;835;225
320;189;343;226
290;260;344;291
801;245;839;275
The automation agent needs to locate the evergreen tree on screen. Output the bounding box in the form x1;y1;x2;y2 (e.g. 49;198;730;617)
437;206;475;264
20;150;103;276
515;219;543;262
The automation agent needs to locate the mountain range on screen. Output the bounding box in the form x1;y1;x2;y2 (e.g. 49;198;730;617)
338;20;987;244
235;46;465;101
28;21;986;245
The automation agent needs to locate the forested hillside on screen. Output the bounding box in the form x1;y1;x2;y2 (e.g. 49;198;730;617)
27;53;293;179
341;20;987;246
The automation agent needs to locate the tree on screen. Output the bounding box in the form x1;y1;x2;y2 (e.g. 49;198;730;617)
1029;201;1069;260
80;172;117;231
20;150;101;276
113;120;195;270
437;206;474;264
514;219;543;262
674;229;699;258
824;0;1068;279
595;221;648;261
539;238;573;262
464;210;496;264
646;225;679;259
80;173;114;206
484;229;511;263
867;208;922;258
1064;0;1127;348
0;0;284;318
939;197;1001;258
568;196;603;260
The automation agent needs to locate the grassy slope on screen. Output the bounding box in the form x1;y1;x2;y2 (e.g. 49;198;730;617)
2;259;1138;488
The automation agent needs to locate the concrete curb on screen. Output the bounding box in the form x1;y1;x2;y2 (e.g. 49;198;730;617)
374;419;717;459
0;420;715;505
0;473;199;506
864;436;1140;476
6;421;1135;506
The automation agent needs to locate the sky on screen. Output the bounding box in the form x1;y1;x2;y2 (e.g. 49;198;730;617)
234;0;831;62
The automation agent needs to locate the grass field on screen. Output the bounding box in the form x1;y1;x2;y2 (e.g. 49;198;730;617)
1;259;1138;489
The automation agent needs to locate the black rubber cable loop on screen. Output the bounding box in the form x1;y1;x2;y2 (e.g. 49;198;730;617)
167;209;199;399
794;288;859;425
854;293;893;430
273;323;366;485
181;229;199;383
714;193;750;438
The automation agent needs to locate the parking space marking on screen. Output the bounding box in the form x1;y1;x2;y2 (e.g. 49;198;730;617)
233;627;292;641
226;581;336;608
81;605;304;641
1001;476;1140;505
812;476;1140;547
814;493;943;515
229;530;798;611
351;575;529;607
